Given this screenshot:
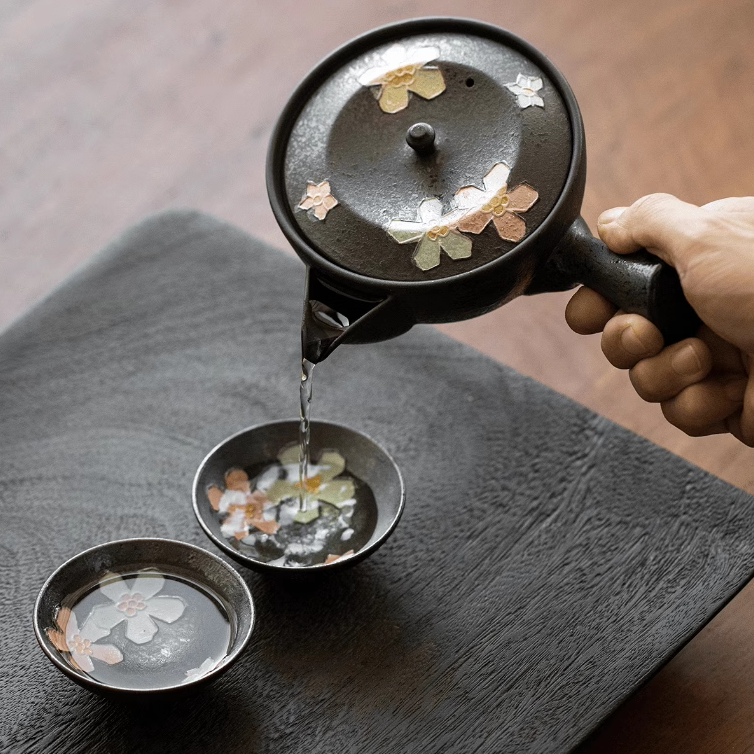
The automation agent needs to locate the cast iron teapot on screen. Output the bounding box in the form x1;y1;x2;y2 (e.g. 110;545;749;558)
267;17;699;362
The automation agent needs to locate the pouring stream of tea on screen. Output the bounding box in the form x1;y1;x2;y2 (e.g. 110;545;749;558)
298;301;350;509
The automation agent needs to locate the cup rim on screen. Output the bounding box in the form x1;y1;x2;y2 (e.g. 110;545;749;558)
33;537;255;694
192;419;406;575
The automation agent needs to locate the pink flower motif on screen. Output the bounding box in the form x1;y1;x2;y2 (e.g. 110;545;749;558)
46;606;123;674
298;181;338;221
454;162;539;243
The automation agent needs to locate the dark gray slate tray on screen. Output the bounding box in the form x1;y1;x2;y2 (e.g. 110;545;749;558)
1;210;752;754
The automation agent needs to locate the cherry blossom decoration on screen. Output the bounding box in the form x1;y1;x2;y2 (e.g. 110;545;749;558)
88;571;187;645
505;73;544;109
298;181;338;221
455;162;539;243
47;606;123;674
208;468;280;540
387;198;472;271
357;44;446;114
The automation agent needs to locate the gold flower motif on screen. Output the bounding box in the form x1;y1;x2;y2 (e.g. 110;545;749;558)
358;44;446;114
299;181;338;221
266;445;355;525
455;162;539;243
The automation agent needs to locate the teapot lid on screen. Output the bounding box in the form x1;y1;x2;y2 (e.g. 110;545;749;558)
268;18;579;284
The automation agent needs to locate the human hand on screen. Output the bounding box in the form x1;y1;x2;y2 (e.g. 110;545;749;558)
565;194;754;445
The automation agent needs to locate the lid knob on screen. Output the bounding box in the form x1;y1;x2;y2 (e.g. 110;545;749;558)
406;122;436;155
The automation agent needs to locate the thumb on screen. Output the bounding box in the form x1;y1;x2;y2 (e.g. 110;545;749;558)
596;193;702;268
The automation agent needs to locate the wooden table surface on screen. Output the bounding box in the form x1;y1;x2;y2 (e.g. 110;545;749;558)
1;1;752;751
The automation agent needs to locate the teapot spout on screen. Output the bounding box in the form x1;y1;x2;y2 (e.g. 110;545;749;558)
302;270;414;363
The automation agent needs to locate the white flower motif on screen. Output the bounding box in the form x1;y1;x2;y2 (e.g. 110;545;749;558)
454;162;539;243
181;656;221;684
505;73;544;109
47;607;123;674
387;198;472;271
357;44;446;114
89;571;186;645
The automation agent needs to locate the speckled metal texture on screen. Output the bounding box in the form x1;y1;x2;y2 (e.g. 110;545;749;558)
2;211;752;752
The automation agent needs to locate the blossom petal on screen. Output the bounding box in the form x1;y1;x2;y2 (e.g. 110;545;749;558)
71;651;94;673
529;77;543;92
413;236;442;271
403;45;440;68
294;507;320;524
278;444;300;465
146;595;186;624
517;94;533;108
493;212;527;242
267;479;298;503
317;478;356;505
458;210;492;234
322;195;338;210
47;628;68;653
418;198;443;224
225;469;250;492
530;94;544;108
125;612;159;644
381;44;407;68
299;196;315;210
250;518;280;535
454;185;486;210
408;67;445;100
89;643;124;665
483;163;511;193
318;451;346;482
312;181;330;195
131;572;165;600
440;231;473;260
78;614;113;643
358;64;390;87
506;84;524;97
98;573;129;603
387;220;426;244
313;204;328;220
207;485;223;511
507;183;539;212
89;603;127;632
379;84;410;114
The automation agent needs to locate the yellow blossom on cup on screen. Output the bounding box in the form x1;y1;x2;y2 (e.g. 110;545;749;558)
358;44;446;114
455;162;539;243
299;181;338;221
387;198;472;271
266;445;355;525
505;73;544;109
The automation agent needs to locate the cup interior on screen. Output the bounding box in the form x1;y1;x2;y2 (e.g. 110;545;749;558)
34;538;254;694
193;420;405;574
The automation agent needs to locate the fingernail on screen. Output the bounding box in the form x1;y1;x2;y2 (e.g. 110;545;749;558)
620;324;651;356
723;377;747;403
597;207;627;227
671;344;703;376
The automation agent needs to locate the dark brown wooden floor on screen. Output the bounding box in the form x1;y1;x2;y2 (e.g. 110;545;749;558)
2;1;753;751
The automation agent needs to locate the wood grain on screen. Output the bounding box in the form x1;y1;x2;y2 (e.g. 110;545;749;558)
1;211;753;754
1;1;753;751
